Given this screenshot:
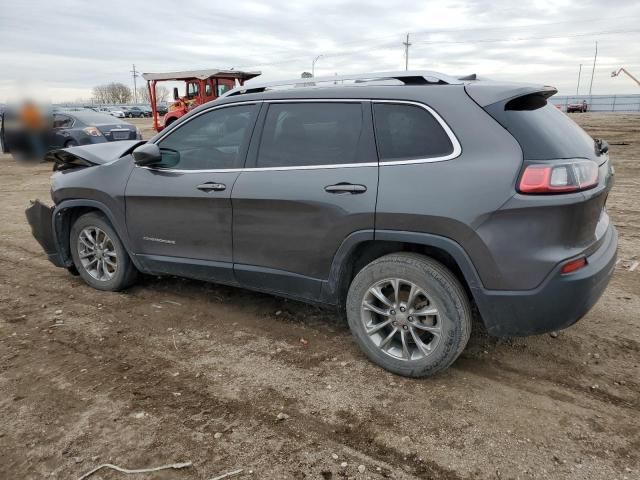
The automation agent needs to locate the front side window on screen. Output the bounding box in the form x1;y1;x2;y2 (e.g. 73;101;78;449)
257;102;364;168
187;82;199;98
373;103;453;161
156;104;257;170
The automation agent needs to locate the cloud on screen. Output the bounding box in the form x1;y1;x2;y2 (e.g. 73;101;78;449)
1;0;639;101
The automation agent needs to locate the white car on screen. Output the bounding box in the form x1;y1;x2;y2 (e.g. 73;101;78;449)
97;107;125;118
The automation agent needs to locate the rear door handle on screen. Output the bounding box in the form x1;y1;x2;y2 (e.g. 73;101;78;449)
196;182;226;192
324;183;367;194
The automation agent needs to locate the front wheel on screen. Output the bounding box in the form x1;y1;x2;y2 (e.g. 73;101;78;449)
70;212;137;291
346;253;472;377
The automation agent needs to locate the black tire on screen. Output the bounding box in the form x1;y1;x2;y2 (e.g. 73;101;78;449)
346;253;472;378
69;212;137;291
65;139;78;147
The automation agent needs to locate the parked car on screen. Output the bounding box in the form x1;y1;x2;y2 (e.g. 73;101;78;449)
122;106;149;118
139;106;153;117
96;106;125;118
48;111;140;148
567;100;589;113
19;72;616;377
155;103;168;116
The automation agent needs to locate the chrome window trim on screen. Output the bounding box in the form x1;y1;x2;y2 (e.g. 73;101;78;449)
140;98;461;174
373;100;462;165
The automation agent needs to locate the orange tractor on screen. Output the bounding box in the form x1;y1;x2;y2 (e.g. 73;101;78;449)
142;68;261;132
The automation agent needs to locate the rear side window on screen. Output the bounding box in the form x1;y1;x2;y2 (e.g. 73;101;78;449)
484;93;596;160
373;103;453;161
257;102;364;168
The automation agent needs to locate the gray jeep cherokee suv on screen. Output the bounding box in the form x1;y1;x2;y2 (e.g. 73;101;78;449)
23;71;617;377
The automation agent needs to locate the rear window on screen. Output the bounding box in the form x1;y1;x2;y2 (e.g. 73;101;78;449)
373;103;453;161
484;93;596;160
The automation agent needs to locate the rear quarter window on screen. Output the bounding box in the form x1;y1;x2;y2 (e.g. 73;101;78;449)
484;93;597;160
373;103;454;161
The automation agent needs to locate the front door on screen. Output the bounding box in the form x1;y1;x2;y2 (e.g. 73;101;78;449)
232;101;378;300
125;103;259;283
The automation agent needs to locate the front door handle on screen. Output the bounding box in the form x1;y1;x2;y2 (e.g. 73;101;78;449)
196;182;226;192
324;183;367;194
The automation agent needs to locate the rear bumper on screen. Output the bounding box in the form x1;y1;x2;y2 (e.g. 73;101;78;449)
25;200;66;267
474;223;618;336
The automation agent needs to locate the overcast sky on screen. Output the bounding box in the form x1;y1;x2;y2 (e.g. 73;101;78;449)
1;0;639;102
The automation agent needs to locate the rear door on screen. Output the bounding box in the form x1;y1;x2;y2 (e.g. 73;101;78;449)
125;103;259;282
231;100;378;301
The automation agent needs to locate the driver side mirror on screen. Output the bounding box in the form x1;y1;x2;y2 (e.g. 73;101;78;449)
132;143;162;166
173;87;179;101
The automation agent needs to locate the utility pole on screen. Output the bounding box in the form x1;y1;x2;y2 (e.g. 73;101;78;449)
588;41;598;96
130;64;139;104
403;33;411;71
576;63;582;96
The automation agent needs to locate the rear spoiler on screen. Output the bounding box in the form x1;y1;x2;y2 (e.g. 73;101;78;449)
465;82;557;107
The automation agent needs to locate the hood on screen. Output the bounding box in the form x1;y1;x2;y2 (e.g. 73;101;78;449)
48;140;145;171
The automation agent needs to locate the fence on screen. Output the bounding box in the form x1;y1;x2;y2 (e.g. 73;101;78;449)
550;95;640;112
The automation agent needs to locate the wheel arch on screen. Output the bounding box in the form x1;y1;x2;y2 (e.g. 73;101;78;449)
323;230;485;310
52;199;141;270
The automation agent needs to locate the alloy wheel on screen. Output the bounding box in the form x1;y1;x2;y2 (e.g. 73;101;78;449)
361;278;443;361
77;226;118;281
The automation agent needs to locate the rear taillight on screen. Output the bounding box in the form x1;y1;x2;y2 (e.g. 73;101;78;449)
518;160;598;194
561;257;587;274
83;127;102;137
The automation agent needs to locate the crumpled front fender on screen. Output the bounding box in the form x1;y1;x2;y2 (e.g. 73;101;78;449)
25;200;66;267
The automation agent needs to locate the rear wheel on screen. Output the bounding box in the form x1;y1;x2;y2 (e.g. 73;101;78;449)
70;213;137;291
346;253;471;377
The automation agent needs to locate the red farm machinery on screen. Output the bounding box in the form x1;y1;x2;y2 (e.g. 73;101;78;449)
142;68;261;132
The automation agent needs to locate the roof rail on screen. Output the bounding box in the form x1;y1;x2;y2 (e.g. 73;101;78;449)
221;70;462;98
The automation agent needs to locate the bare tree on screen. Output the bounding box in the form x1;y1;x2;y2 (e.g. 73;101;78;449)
109;83;132;104
136;85;169;105
156;85;170;103
91;82;132;104
92;84;110;104
136;86;150;104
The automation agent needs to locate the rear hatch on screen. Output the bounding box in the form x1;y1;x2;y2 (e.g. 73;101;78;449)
466;82;614;289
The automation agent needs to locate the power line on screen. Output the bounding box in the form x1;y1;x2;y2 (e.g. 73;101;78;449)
410;28;640;46
236;15;640;64
236;26;640;71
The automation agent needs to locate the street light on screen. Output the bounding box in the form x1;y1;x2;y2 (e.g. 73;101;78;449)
311;55;324;78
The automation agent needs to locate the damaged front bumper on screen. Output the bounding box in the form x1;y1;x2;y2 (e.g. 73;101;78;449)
25;200;66;267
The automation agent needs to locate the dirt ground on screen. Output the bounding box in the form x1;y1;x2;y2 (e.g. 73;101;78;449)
0;114;638;480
